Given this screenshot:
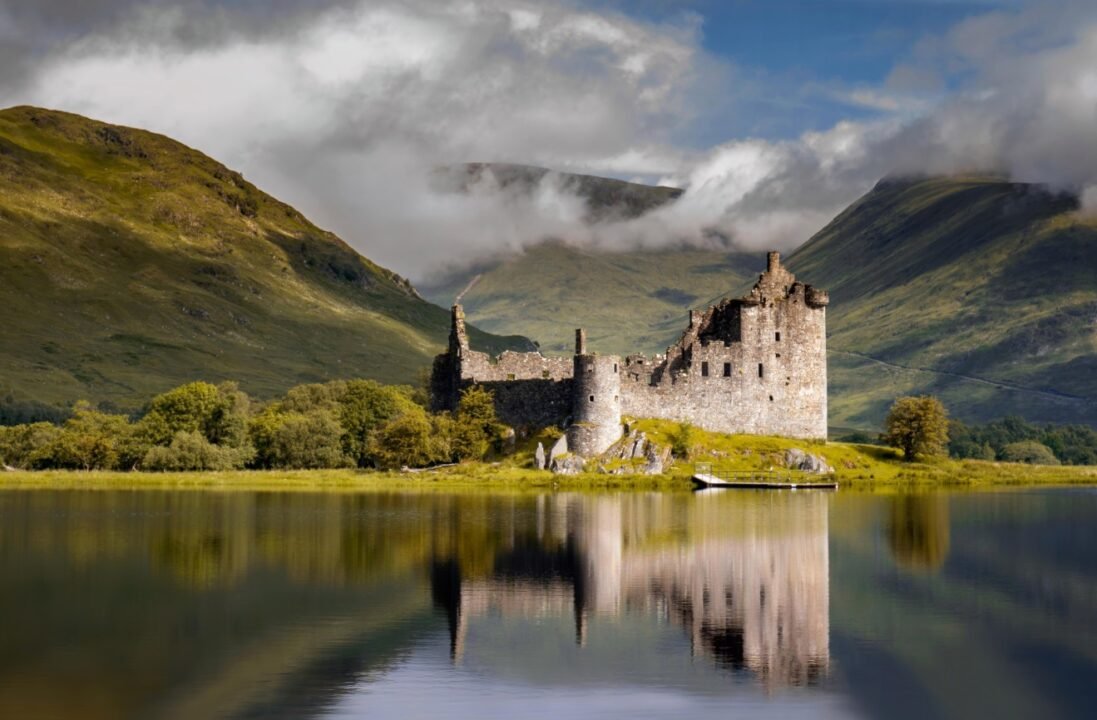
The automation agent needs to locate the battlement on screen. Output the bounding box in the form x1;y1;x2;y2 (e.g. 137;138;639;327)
430;251;829;454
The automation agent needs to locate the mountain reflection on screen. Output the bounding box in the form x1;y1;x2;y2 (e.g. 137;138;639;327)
431;492;830;688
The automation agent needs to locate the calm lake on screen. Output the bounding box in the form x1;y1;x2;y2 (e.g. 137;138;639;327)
0;487;1095;719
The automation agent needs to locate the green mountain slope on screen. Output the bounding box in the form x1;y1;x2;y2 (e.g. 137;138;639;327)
787;176;1097;428
421;242;765;355
0;106;530;412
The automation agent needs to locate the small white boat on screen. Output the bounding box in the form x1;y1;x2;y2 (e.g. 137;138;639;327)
690;471;837;490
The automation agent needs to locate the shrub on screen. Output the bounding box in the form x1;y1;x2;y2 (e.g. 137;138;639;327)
670;422;694;459
143;431;250;471
26;403;133;471
1000;441;1060;466
266;410;352;469
881;396;949;461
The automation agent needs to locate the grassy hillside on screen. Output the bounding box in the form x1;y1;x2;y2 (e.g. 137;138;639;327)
0;106;530;413
787;176;1097;428
422;242;765;355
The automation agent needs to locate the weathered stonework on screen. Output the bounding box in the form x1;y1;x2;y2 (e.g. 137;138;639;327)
431;252;828;456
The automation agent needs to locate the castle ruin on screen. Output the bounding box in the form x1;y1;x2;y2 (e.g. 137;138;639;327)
431;252;828;457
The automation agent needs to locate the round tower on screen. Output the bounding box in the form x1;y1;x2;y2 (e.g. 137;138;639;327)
568;329;623;457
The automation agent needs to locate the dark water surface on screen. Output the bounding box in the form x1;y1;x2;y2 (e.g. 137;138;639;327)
1;487;1095;719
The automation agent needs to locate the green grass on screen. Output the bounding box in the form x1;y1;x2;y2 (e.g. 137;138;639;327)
0;106;530;414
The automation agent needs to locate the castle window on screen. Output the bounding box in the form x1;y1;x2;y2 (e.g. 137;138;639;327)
614;395;619;402
758;363;764;378
769;395;774;402
776;352;781;358
542;370;551;378
586;364;593;372
613;363;618;373
589;395;595;402
775;332;781;342
507;373;516;381
701;361;709;377
723;362;732;377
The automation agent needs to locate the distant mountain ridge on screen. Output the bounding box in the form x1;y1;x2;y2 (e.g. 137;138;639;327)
0;106;531;413
437;162;684;222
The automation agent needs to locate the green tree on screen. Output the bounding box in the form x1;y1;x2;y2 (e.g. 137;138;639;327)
138;381;251;449
1000;440;1060;465
451;386;504;461
881;396;950;461
267;410;352;469
368;406;449;470
28;403;133;471
0;422;62;469
339;380;418;466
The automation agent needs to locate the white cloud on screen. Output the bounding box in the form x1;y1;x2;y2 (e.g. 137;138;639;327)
3;0;1097;281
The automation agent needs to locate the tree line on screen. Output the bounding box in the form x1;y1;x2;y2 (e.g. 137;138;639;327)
0;380;506;472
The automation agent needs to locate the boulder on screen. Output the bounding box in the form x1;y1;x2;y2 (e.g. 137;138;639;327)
785;449;834;474
534;442;546;470
550;454;585;475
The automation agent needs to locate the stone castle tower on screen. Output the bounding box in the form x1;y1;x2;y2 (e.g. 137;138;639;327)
430;252;828;457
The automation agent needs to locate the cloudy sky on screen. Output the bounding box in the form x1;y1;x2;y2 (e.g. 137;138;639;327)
1;0;1096;280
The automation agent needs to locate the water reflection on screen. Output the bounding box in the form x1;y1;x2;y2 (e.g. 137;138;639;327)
886;495;950;572
431;492;829;688
2;488;1097;719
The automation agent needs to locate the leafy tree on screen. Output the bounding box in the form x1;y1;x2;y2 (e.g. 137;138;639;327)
881;396;949;461
451;387;505;461
138;381;251;449
266;411;352;469
0;422;62;469
1000;441;1060;465
26;403;133;470
368;406;449;470
143;431;249;471
339;380;418;466
280;380;347;415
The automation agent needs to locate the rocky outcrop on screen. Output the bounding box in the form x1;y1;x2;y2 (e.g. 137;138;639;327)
550;454;586;475
596;429;672;475
784;449;834;474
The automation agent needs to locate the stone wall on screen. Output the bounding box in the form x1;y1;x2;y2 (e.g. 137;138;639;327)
431;305;575;428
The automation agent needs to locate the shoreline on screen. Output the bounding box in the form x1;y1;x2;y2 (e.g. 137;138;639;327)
2;460;1096;494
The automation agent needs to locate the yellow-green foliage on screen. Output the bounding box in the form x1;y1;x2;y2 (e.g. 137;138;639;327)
882;395;950;460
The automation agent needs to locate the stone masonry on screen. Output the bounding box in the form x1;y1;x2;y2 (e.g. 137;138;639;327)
431;252;828;457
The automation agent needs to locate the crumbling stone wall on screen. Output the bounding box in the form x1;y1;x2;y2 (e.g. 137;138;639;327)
431;306;574;428
430;252;828;451
620;253;828;439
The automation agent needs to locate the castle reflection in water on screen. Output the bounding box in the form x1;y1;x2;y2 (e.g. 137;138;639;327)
431;492;830;688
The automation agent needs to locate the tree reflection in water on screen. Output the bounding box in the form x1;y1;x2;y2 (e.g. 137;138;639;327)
887;495;950;572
